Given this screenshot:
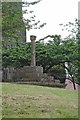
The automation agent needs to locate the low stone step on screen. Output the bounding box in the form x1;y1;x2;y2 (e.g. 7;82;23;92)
15;81;66;88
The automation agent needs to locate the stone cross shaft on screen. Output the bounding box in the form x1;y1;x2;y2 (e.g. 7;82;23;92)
30;35;36;66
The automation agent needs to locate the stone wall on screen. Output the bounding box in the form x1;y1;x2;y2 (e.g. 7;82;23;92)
0;70;2;82
2;67;15;82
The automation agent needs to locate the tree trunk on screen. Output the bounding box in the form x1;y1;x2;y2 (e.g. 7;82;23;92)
72;76;76;90
64;65;76;90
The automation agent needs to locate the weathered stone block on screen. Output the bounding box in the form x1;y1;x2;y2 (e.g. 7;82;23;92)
13;66;43;81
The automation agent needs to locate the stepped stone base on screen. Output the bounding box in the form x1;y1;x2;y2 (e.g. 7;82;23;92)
2;66;66;88
12;66;55;83
15;81;66;88
13;66;43;81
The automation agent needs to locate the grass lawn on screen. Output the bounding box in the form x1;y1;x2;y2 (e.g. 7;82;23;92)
1;82;78;118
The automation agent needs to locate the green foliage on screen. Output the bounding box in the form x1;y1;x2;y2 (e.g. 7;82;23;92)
49;65;66;83
2;2;25;41
59;19;79;39
22;0;46;30
2;42;31;68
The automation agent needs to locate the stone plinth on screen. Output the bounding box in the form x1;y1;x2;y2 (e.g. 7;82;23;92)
13;66;43;81
23;66;43;73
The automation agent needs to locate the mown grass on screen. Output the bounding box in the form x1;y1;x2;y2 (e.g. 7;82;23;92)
1;82;78;118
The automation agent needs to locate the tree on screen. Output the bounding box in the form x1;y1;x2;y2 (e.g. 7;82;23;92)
22;0;46;30
59;19;79;89
2;2;26;48
2;1;46;48
2;33;79;86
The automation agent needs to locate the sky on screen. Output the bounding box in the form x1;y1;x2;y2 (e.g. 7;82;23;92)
23;0;79;42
